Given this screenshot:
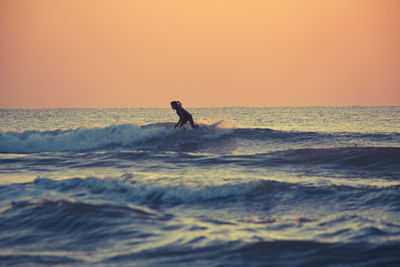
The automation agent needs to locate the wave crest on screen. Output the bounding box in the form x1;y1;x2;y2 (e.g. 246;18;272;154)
0;124;169;153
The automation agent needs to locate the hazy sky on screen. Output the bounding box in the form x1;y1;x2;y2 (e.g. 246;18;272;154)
1;0;399;108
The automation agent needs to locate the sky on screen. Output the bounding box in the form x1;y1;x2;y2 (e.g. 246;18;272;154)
1;0;399;108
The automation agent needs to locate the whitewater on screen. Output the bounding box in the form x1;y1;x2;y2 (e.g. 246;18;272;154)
1;107;400;266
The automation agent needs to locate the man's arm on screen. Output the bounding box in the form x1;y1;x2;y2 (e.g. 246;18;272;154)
174;118;182;128
174;108;184;128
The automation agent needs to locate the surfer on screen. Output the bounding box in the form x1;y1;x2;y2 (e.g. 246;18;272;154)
170;101;198;129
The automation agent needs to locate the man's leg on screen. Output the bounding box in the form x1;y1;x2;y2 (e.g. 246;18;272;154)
189;116;197;128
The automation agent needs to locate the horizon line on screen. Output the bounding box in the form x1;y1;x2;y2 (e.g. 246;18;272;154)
1;105;399;110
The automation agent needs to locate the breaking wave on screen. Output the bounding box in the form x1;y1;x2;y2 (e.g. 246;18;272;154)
1;123;399;154
0;123;232;153
0;124;169;153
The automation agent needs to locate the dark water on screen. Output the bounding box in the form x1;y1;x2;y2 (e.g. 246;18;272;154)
1;107;399;266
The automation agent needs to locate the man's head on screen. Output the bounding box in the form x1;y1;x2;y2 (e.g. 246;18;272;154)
170;101;181;110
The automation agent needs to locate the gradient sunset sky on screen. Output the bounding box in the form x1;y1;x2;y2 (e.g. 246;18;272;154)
1;0;399;108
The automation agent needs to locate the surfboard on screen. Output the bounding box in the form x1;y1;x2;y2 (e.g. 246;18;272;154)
201;120;224;129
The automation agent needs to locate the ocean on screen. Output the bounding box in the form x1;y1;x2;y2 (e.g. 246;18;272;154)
1;106;399;266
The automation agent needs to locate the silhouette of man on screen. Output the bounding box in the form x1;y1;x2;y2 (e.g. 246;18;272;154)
170;101;198;129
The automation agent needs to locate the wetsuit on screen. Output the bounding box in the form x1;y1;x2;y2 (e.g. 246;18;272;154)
174;105;196;128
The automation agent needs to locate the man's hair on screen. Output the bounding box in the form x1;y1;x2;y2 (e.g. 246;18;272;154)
170;101;181;107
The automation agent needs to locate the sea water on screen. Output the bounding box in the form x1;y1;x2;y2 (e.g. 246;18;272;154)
0;107;399;266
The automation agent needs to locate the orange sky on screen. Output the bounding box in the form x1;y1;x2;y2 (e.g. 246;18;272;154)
1;0;399;108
